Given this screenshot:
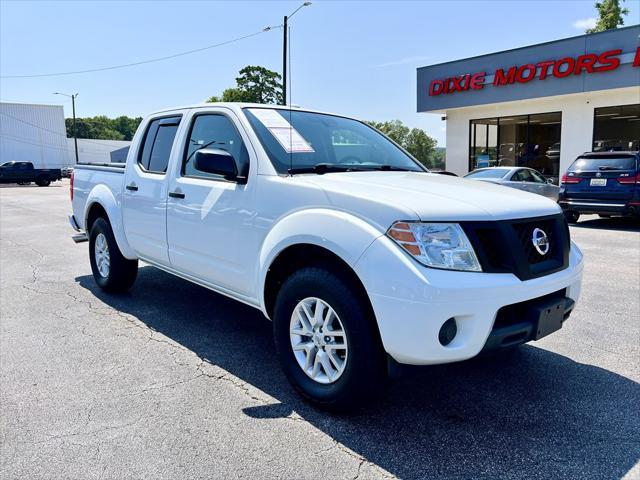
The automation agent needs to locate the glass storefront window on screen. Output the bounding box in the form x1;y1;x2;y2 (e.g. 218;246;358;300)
469;118;497;168
469;112;562;183
593;104;640;152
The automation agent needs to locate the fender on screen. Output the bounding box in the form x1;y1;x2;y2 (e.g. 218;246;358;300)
85;184;137;260
256;208;383;314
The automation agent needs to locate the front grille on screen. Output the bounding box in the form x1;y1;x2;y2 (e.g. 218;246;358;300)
513;218;556;265
462;214;570;281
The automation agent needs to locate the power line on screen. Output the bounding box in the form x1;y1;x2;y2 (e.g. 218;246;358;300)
1;26;280;79
0;132;69;151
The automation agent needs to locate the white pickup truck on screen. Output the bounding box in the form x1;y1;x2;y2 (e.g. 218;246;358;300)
70;103;584;409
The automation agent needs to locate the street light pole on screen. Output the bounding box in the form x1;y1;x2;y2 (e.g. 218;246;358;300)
53;92;79;164
71;94;78;164
281;2;311;106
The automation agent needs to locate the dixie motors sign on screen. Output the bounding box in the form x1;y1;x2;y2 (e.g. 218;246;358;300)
417;25;640;112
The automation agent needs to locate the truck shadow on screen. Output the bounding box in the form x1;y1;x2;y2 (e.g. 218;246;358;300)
76;267;640;479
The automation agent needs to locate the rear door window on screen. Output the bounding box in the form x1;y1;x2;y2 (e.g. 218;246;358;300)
138;116;181;173
569;156;637;172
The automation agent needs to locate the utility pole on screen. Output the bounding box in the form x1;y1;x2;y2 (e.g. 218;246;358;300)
281;2;311;106
282;15;288;105
54;92;79;164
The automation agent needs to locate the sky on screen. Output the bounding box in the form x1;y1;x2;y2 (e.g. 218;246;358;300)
1;0;639;147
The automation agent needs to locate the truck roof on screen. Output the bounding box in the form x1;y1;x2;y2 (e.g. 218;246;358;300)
148;102;345;119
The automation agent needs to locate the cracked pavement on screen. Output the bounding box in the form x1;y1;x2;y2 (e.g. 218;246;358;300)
1;181;639;479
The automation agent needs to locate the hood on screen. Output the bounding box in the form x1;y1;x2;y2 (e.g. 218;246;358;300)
299;171;561;226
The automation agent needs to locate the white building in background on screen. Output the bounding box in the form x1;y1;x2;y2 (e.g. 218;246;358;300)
1;102;131;167
67;138;131;164
0;102;70;168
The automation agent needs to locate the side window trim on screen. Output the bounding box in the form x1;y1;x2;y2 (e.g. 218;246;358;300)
180;112;250;183
137;114;182;175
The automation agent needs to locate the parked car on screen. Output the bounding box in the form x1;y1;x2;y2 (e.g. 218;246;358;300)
559;151;639;223
69;103;583;409
545;142;561;162
0;161;62;186
464;167;560;200
61;166;74;178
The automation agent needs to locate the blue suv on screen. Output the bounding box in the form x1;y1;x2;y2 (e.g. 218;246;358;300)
559;152;640;223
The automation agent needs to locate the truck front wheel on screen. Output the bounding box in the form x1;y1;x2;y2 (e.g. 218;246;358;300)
89;217;138;292
273;266;386;410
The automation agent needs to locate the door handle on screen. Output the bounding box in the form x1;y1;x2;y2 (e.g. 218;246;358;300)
126;183;138;191
169;191;185;199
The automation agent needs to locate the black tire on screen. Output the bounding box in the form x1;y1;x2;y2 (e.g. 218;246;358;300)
564;210;580;224
273;266;386;410
35;176;50;187
89;217;138;292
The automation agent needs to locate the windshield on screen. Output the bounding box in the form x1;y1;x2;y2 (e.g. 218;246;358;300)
569;155;637;172
243;108;425;174
464;168;510;179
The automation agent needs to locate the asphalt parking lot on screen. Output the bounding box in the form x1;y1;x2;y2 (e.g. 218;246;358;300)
1;180;639;480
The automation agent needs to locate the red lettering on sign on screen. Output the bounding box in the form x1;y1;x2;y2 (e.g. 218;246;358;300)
516;64;537;83
553;57;575;78
634;47;640;67
470;72;486;89
536;60;555;80
594;49;622;72
429;79;444;96
574;54;598;75
493;66;517;86
427;48;629;96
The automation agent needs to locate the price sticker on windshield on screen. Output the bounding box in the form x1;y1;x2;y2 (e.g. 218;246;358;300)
248;108;315;153
269;127;314;153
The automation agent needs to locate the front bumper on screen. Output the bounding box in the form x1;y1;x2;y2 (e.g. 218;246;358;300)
354;236;584;365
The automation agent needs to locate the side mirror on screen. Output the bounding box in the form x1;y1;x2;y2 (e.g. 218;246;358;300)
193;148;243;183
547;178;555;185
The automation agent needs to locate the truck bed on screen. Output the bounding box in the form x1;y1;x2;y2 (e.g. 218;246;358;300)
71;162;126;231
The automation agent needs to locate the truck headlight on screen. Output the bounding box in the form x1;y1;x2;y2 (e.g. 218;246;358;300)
387;222;482;272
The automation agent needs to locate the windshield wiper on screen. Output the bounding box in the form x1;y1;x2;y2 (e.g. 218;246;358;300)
288;163;358;175
368;165;418;172
288;163;420;175
598;165;624;170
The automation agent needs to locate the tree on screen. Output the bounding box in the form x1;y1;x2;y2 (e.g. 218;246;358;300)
367;120;410;146
207;65;283;104
65;115;142;140
366;119;439;168
586;0;629;33
406;128;438;168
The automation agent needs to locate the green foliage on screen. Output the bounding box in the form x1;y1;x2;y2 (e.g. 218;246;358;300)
586;0;629;32
65;115;142;140
207;65;283;104
366;119;440;169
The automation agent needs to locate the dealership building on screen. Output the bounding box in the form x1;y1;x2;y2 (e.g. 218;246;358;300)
417;25;640;182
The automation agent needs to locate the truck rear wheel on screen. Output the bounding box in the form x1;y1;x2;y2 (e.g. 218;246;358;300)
89;217;138;292
273;266;386;410
35;176;50;187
